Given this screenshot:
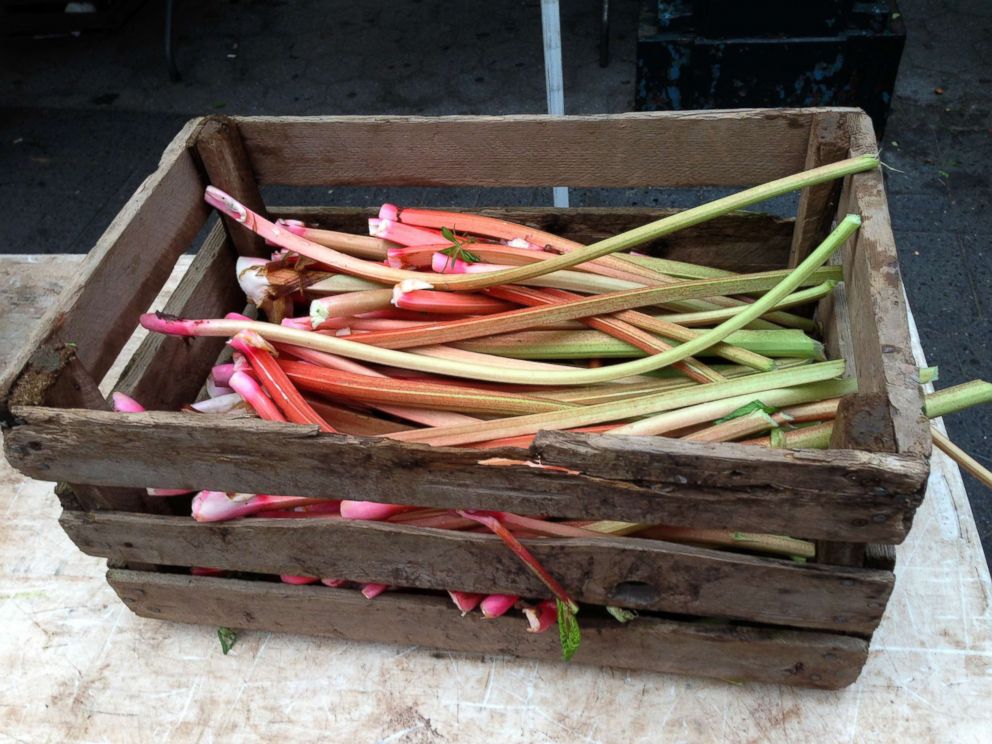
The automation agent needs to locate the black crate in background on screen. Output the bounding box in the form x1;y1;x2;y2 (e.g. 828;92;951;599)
636;0;905;136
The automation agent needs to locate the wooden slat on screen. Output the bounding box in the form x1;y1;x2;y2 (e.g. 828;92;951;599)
841;112;931;460
63;511;893;633
274;206;795;273
114;222;244;409
0;118;210;421
236;110;821;188
788;111;849;267
533;430;927;495
107;569;868;689
195;117;269;258
6;408;926;542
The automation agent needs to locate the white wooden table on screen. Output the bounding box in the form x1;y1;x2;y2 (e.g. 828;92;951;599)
1;255;990;742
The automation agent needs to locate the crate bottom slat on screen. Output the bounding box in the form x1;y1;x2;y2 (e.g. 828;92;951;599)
107;569;868;690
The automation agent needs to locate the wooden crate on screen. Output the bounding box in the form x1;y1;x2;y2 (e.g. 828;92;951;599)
0;111;930;690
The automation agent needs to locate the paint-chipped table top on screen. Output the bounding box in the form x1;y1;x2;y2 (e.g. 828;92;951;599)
1;255;990;743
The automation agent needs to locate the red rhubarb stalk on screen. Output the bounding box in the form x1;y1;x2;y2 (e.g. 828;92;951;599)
457;510;578;614
230;331;336;432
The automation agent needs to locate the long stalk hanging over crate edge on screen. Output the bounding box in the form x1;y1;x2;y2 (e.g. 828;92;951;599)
204;154;878;292
141;213;860;386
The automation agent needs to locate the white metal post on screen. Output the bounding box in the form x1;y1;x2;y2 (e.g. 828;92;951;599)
540;0;569;208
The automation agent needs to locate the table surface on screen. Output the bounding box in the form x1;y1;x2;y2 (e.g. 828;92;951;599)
1;255;990;743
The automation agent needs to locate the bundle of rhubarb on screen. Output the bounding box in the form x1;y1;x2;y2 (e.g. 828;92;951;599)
131;155;992;658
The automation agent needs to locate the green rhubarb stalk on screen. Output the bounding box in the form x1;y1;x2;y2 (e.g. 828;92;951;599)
654;281;835;327
682;409;780;443
456;328;824;360
489;284;775;372
923;380;992;419
622;255;733;279
633;525;816;559
744;421;835;449
354;265;842;351
387;360;847;446
609;379;855;436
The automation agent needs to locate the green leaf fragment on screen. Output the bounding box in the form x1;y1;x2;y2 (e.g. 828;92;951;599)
556;599;581;661
790;556;808;564
769;428;787;448
217;626;237;655
606;606;638;623
713;399;777;424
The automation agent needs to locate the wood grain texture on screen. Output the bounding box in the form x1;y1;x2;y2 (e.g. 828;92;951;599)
841;112;931;461
235;110;821;188
5;407;924;542
0;118;209;421
107;569;869;689
194;117;269;258
61;510;893;633
273;206;795;273
789;112;849;267
114;222;244;410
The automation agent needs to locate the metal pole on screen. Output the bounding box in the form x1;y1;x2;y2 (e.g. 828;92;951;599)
540;0;569;208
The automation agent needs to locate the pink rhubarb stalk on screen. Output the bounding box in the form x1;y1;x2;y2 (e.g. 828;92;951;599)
480;594;519;618
361;583;390;599
112;393;194;496
448;590;485;615
281;575;319;585
278;218;391;261
523;600;557;633
339;501;415;520
191;492;335;522
369;217;444;246
230;331;335;432
229;370;288;422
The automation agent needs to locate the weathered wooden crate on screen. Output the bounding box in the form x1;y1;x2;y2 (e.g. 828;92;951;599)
0;111;930;690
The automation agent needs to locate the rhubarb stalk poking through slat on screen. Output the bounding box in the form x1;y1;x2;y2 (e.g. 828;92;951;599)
479;594;519;618
448;591;485;615
523;600;557;633
457;510;578;615
111;393;195;496
191;492;337;522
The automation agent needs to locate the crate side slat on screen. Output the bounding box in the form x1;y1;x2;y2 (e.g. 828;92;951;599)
114;223;244;410
235;111;826;188
842;113;931;460
7;408;923;542
62;511;892;633
274;206;795;273
107;570;867;689
0;118;210;418
195;117;269;259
